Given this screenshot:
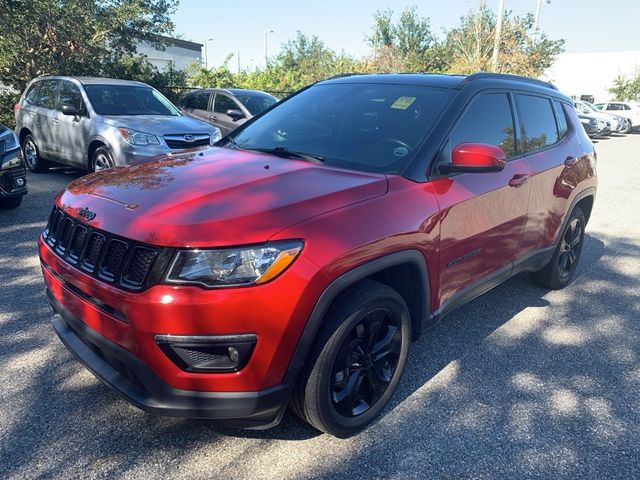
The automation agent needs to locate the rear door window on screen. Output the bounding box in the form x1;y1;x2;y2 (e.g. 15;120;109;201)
193;91;211;110
445;93;516;161
516;94;559;153
37;80;59;110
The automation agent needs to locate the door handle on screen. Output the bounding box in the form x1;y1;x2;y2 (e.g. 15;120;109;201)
509;174;530;187
564;156;579;167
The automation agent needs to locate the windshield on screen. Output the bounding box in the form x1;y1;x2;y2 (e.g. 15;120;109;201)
85;84;181;116
234;93;278;115
228;83;453;174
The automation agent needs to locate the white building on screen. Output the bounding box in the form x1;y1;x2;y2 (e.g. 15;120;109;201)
136;35;203;71
543;50;640;102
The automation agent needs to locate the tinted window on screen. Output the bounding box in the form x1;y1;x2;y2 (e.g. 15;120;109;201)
622;104;631;111
230;83;453;174
553;100;569;139
447;93;516;159
85;85;180;116
214;94;239;114
234;93;277;115
607;104;621;111
37;80;59;109
193;91;211;110
24;83;40;106
516;94;558;152
58;81;81;108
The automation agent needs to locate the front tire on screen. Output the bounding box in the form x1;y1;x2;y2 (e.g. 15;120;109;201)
530;207;586;289
22;135;50;173
621;121;632;134
291;280;411;437
91;146;116;172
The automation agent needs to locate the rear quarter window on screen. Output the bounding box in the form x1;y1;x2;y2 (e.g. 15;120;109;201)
516;94;558;153
553;100;569;139
24;83;40;106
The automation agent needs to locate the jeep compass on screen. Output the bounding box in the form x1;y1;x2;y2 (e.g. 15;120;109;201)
40;73;597;437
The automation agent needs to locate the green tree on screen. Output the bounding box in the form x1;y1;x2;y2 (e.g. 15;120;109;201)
440;4;564;76
0;0;178;126
365;6;437;72
609;71;640;101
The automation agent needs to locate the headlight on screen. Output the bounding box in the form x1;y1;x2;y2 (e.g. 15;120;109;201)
0;129;19;153
166;240;303;287
210;127;222;145
118;128;160;146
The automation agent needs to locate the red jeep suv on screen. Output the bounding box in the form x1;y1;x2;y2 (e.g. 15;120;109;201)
40;73;597;437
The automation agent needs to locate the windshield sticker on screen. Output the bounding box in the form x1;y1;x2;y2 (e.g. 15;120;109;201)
391;96;416;110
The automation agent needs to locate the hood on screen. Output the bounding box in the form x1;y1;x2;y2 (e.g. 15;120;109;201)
58;148;388;247
101;115;216;136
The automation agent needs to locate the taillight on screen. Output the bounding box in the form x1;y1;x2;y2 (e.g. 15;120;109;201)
13;103;20;115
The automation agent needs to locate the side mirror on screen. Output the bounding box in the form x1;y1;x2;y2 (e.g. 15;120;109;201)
226;109;245;121
439;143;506;174
61;105;78;116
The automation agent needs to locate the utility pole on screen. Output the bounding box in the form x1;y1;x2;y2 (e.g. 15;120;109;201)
491;0;505;72
203;37;213;69
237;51;241;72
534;0;551;38
264;29;274;68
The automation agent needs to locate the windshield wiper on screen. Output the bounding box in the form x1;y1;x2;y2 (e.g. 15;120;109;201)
245;146;324;163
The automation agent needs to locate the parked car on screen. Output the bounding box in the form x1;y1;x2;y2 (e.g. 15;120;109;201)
40;73;597;437
15;77;221;172
594;101;640;132
578;114;599;138
0;124;27;209
574;100;629;134
178;88;277;135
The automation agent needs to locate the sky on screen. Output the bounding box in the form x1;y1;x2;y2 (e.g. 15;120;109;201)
172;0;640;72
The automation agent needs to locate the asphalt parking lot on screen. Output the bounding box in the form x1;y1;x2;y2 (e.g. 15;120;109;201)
1;133;639;479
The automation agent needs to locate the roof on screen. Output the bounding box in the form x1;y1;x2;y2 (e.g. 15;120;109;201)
319;72;559;93
185;87;276;97
33;76;151;87
147;34;203;52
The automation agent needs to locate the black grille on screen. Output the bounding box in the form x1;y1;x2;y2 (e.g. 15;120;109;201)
123;247;157;287
164;137;209;149
99;239;128;280
43;207;165;291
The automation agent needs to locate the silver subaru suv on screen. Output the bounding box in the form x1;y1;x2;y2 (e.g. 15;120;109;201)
15;76;221;172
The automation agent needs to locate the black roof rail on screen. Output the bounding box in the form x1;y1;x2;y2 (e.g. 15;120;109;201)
324;72;370;80
459;72;558;90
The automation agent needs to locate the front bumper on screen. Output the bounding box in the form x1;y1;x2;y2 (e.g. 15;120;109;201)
48;290;290;428
112;138;210;166
0;148;27;198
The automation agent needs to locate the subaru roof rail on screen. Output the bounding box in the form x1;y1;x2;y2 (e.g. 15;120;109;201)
459;72;558;90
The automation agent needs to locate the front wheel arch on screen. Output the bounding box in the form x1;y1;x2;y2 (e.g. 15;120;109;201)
283;250;430;386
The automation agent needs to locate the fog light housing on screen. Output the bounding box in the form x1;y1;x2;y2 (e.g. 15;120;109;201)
155;334;257;372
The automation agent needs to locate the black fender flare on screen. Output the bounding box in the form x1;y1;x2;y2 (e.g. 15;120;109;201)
282;249;430;385
553;186;597;246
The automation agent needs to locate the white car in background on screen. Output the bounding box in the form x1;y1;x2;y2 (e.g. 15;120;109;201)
594;101;640;133
575;100;629;134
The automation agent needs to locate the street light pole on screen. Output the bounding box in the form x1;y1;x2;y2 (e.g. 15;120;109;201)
264;29;274;68
533;0;551;37
491;0;505;71
203;37;213;69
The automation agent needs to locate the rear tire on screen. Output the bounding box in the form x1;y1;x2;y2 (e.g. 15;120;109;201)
291;280;411;437
530;207;586;290
22;135;50;173
621;121;632;134
91;146;115;172
0;195;23;209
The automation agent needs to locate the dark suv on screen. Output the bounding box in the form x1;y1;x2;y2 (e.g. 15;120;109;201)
178;88;277;135
40;73;596;437
0;123;27;209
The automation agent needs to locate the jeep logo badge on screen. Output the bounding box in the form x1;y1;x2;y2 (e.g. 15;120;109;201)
79;207;96;221
183;134;195;142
